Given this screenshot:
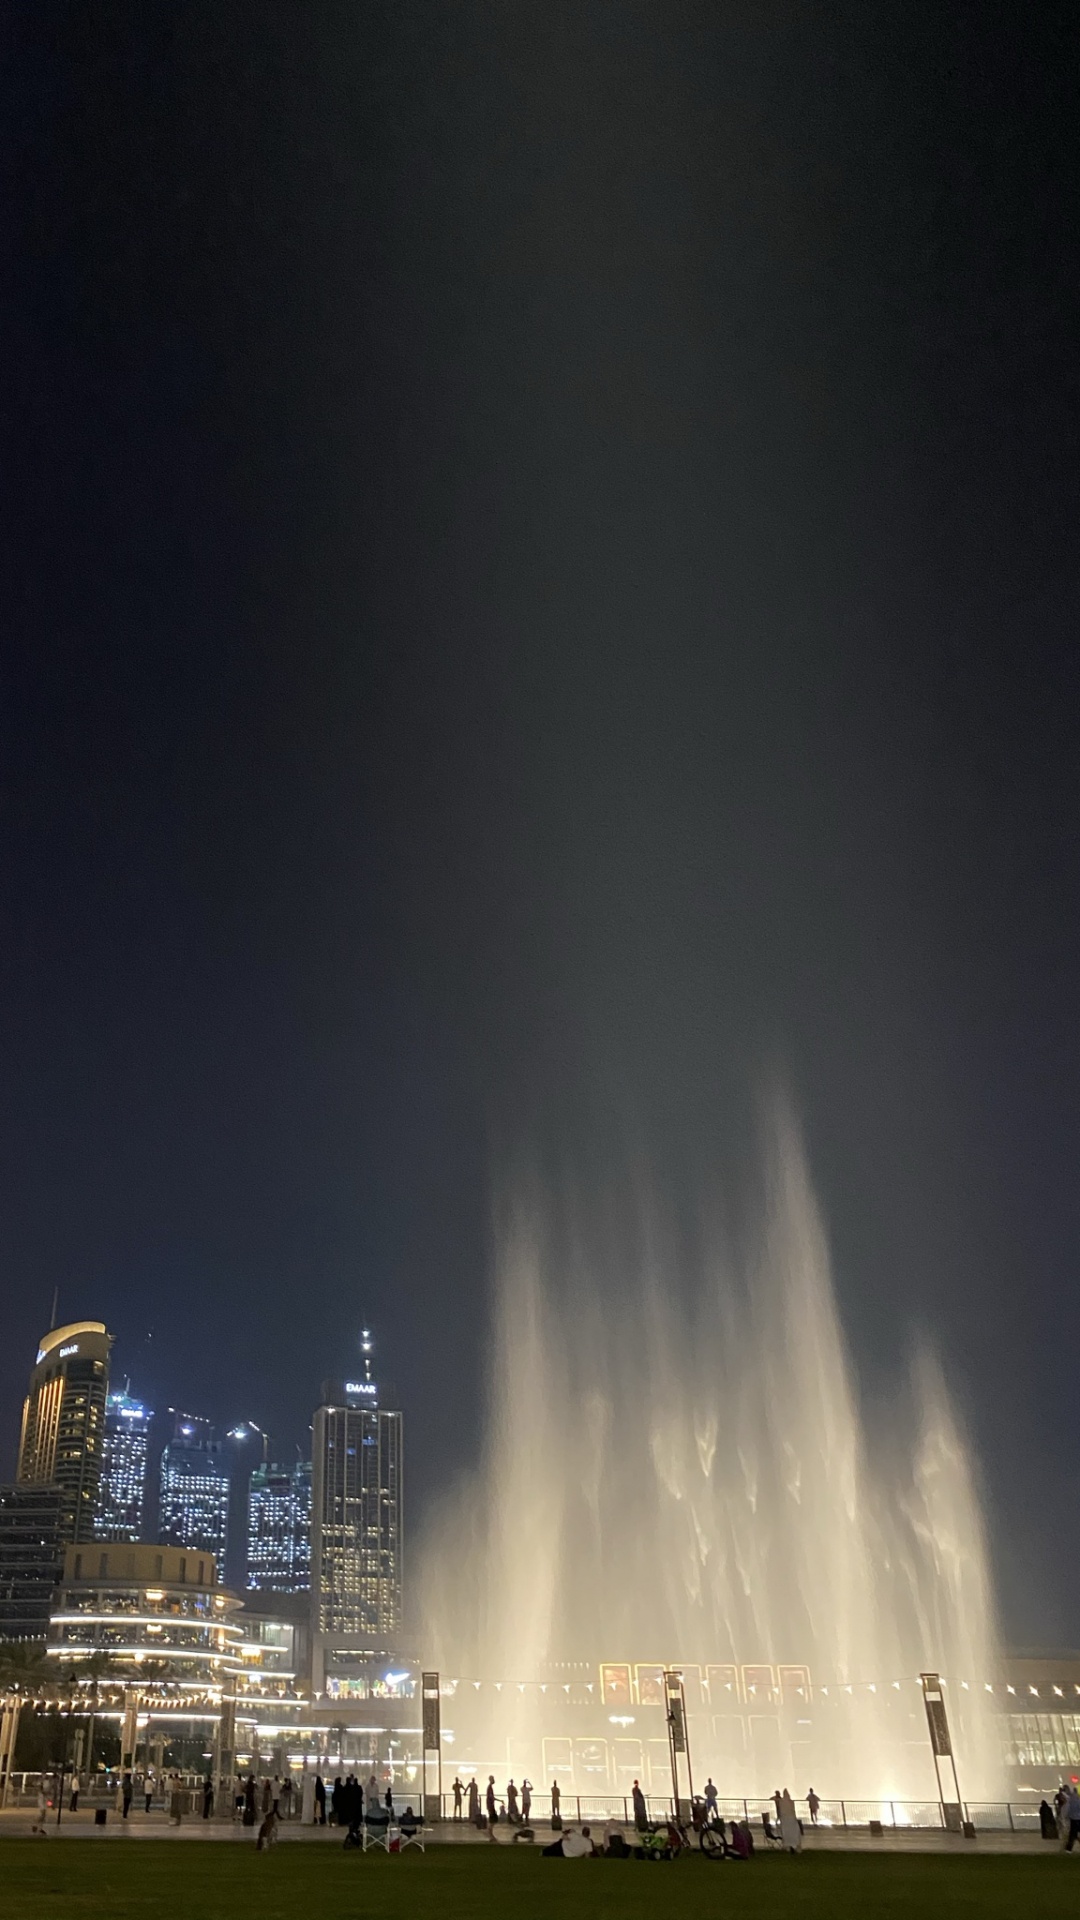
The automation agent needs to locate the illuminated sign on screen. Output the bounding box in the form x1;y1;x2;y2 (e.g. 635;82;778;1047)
345;1382;377;1397
59;1344;79;1358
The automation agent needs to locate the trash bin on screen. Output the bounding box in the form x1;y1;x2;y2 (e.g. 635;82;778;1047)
94;1808;107;1826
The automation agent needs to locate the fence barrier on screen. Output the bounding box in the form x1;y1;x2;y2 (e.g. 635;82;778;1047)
432;1788;1051;1832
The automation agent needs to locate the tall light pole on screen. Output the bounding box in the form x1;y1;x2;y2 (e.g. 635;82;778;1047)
919;1672;965;1830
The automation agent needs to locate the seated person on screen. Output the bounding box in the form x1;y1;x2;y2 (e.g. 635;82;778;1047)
543;1825;595;1857
602;1818;632;1856
399;1805;418;1836
563;1825;596;1857
726;1820;751;1859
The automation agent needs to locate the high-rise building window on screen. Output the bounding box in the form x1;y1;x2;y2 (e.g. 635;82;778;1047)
310;1343;402;1640
17;1323;113;1545
158;1416;230;1577
247;1461;312;1594
94;1390;152;1542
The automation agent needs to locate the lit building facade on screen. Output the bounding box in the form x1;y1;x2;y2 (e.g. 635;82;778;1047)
311;1336;402;1687
248;1462;311;1594
17;1321;112;1543
95;1390;152;1541
159;1416;230;1573
47;1543;307;1783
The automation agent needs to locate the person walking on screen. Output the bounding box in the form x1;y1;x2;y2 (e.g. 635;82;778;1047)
1064;1782;1080;1852
69;1772;81;1813
313;1774;326;1826
521;1778;532;1824
121;1772;133;1820
486;1775;497;1824
550;1778;561;1825
452;1776;463;1819
631;1778;648;1830
202;1775;214;1819
244;1775;257;1827
144;1774;154;1815
507;1779;519;1823
331;1776;343;1826
384;1782;394;1819
807;1787;820;1825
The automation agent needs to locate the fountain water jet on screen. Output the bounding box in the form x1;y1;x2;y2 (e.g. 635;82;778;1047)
420;1105;1004;1800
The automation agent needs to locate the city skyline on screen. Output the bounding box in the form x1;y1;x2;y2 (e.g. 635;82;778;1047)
2;0;1077;1665
1;1315;393;1637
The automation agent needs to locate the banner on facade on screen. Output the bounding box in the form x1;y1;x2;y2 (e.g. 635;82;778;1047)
422;1671;441;1751
920;1672;953;1757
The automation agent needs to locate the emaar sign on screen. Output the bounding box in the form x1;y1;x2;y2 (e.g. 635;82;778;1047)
345;1381;377;1398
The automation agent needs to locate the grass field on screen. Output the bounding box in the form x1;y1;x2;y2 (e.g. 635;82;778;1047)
1;1840;1077;1920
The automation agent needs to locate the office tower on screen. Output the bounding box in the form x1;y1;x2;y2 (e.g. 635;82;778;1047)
158;1414;230;1573
0;1484;67;1640
311;1334;402;1638
223;1421;266;1593
17;1321;112;1543
247;1461;312;1593
94;1389;152;1541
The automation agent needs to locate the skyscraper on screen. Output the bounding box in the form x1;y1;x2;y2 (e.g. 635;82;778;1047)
311;1334;402;1640
0;1483;67;1640
158;1414;230;1573
94;1389;153;1541
17;1321;112;1543
247;1460;312;1593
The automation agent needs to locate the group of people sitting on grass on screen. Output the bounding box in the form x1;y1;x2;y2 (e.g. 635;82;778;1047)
542;1817;635;1857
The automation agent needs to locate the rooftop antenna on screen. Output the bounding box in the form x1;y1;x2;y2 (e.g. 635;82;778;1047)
361;1327;374;1385
49;1285;58;1331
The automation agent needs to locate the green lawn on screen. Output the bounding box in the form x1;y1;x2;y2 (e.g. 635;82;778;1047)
0;1840;1076;1920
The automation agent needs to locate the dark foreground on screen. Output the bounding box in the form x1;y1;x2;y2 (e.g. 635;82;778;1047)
0;1839;1077;1920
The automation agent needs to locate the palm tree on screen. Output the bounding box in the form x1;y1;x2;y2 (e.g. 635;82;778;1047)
66;1651;118;1782
0;1641;55;1695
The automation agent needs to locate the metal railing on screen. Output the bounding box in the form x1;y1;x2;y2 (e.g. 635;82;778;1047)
431;1789;1048;1832
0;1774;1051;1833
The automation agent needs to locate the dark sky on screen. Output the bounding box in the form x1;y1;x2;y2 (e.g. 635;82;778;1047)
3;4;1078;1643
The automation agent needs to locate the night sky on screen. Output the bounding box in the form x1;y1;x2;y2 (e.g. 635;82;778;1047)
3;5;1078;1643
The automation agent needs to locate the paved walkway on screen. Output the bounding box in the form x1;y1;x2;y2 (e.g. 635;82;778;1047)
0;1807;1061;1854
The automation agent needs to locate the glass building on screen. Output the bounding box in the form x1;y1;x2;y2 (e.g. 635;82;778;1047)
17;1321;112;1544
159;1415;230;1574
0;1483;67;1640
94;1389;152;1541
247;1461;312;1594
311;1337;402;1642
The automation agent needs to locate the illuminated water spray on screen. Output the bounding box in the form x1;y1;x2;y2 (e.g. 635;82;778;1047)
420;1104;1005;1798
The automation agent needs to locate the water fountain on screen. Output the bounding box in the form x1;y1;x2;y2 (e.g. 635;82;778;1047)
420;1103;1005;1801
